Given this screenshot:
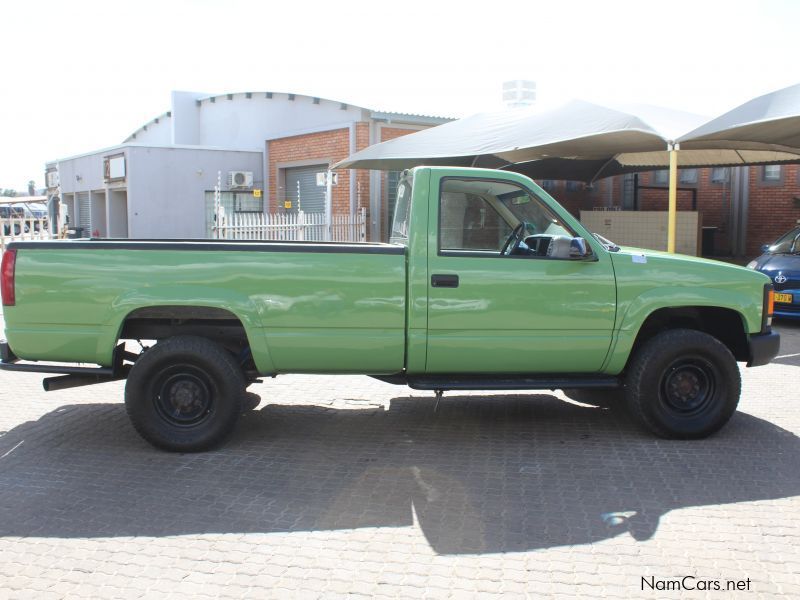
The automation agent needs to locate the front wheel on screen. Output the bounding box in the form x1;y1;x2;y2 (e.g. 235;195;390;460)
125;336;246;451
624;329;740;439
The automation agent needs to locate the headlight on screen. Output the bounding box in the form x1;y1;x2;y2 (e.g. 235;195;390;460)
746;260;758;269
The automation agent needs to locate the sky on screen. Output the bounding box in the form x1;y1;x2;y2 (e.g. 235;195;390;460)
1;0;799;190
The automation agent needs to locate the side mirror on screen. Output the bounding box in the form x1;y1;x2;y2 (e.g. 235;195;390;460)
569;237;593;259
761;243;771;253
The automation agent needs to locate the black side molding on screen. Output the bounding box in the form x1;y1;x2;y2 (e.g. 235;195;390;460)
747;331;780;367
372;373;620;391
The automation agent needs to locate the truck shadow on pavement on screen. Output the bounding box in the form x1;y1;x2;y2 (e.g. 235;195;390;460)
0;394;798;555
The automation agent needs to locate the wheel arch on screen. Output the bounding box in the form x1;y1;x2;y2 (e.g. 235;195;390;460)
100;292;275;374
606;305;750;375
629;306;749;362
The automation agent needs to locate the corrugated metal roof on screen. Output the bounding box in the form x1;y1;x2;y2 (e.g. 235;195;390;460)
123;91;455;142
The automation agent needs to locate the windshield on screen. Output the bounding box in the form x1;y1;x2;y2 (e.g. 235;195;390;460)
768;227;800;254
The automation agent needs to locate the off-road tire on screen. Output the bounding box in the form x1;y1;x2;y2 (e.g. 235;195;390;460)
125;336;246;452
625;328;740;439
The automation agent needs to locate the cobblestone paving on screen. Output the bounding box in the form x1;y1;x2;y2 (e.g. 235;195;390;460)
0;317;798;598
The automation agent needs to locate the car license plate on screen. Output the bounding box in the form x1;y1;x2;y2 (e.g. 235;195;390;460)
775;292;793;303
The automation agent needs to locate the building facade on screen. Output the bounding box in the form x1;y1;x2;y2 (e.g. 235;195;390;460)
46;91;449;240
46;90;799;256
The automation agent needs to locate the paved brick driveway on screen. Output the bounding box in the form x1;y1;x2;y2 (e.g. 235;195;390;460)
0;316;798;598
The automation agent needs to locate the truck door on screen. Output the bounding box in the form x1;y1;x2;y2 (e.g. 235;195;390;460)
425;172;616;374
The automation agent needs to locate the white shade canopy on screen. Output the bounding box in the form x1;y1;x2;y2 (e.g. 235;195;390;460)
337;85;800;182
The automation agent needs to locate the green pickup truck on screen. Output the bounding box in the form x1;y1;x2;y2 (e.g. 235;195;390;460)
0;167;780;451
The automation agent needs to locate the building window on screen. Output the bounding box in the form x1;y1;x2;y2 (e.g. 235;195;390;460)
204;191;264;236
652;170;669;185
762;165;781;181
679;169;698;184
711;167;729;183
565;181;582;191
103;154;126;182
234;192;263;213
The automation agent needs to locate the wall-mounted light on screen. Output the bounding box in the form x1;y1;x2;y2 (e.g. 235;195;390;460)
76;175;82;182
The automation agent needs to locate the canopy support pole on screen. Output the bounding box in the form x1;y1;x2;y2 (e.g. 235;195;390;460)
667;143;679;253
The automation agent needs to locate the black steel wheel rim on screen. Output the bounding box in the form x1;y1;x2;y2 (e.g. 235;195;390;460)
152;364;215;427
659;357;716;416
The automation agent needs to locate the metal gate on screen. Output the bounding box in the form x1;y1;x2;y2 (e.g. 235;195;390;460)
76;192;91;237
285;165;326;213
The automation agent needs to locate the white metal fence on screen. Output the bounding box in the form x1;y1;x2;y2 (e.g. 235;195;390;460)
213;209;367;242
0;218;52;255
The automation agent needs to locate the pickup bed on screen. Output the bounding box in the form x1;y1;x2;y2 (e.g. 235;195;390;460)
0;167;780;451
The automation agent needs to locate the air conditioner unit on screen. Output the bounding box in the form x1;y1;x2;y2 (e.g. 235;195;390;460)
228;171;253;189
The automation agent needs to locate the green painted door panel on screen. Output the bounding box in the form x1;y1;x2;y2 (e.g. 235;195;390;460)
425;256;617;372
423;169;617;374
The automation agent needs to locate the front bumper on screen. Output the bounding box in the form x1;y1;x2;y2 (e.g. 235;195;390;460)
773;287;800;319
747;331;780;367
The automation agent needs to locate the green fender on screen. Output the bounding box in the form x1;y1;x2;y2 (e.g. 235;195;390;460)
603;286;761;374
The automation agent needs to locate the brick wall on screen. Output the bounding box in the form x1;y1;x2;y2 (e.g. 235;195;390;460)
267;128;353;216
355;123;371;214
746;164;800;256
268;124;430;241
269;125;800;254
633;169;732;254
620;166;800;257
533;178;615;217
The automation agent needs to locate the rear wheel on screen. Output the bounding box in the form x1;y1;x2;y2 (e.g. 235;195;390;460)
624;329;740;439
125;336;246;451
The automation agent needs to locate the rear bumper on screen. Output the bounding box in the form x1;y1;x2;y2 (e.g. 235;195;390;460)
747;331;780;367
0;339;17;363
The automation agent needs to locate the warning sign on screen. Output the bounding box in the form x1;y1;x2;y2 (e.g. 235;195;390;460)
253;189;262;198
284;201;292;209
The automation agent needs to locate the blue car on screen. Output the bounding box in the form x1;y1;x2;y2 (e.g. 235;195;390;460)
747;226;800;319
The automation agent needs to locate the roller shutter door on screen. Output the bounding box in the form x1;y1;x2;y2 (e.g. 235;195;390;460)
76;192;91;237
285;165;326;213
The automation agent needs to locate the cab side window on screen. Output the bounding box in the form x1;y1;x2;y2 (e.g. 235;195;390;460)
438;177;577;258
440;191;512;252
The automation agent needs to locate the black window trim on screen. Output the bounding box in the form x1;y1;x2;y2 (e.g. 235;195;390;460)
710;167;730;185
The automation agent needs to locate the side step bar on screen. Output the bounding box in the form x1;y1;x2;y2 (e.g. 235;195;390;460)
372;373;621;391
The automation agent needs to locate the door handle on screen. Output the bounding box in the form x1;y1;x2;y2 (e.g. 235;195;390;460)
431;274;459;288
